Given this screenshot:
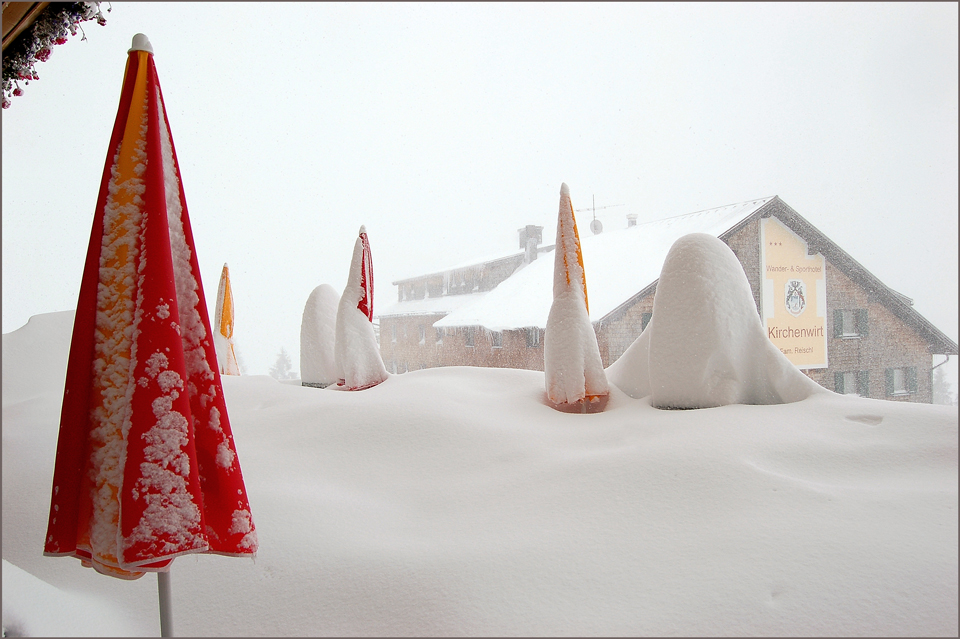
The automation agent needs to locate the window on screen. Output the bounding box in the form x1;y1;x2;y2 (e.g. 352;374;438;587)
435;327;443;345
465;327;475;348
886;367;917;396
641;312;653;332
525;327;540;348
834;308;868;338
418;324;425;346
835;370;869;396
391;323;397;343
492;331;502;348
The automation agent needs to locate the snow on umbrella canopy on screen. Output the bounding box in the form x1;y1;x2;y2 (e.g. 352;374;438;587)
543;183;610;413
43;34;257;580
334;225;388;390
214;263;241;376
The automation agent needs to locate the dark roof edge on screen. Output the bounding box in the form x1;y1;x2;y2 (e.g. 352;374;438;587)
598;280;658;327
391;244;558;286
392;252;524;286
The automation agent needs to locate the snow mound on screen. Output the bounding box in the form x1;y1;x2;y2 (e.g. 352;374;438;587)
300;284;340;386
2;560;144;637
608;233;826;407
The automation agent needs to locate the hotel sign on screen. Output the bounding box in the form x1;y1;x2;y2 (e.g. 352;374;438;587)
760;217;828;369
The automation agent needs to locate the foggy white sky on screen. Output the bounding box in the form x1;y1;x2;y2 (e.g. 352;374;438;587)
3;2;957;380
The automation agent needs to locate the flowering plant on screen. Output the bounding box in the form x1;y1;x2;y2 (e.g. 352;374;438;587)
2;2;109;109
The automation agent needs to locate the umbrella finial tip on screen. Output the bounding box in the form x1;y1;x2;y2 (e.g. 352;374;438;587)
129;33;154;54
560;182;570;196
359;224;367;235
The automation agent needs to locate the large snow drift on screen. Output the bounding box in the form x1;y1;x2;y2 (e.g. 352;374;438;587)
2;309;956;637
608;233;825;407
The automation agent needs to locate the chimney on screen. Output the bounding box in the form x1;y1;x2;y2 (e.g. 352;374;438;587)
518;225;544;262
626;213;638;228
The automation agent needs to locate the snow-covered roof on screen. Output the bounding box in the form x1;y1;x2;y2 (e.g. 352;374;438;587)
428;197;774;330
377;290;491;319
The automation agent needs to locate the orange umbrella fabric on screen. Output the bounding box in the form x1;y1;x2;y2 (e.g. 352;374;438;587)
43;34;257;580
214;263;241;376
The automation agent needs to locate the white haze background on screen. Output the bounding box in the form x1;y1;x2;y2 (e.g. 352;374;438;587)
2;228;957;635
1;2;957;390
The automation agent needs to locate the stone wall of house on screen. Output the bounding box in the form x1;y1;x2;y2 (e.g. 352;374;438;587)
808;260;933;403
437;327;545;370
724;219;763;315
596;297;654;366
379;316;546;372
378;314;446;373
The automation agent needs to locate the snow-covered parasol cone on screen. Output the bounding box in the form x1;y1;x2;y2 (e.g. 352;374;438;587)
334;225;388;390
543;183;610;413
300;283;340;388
214;263;241;375
43;33;257;634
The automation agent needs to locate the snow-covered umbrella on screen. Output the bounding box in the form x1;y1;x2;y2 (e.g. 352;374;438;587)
334;225;388;390
543;183;610;413
42;34;257;636
214;263;241;375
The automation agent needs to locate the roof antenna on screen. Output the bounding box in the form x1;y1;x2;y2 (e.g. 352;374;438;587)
575;195;624;235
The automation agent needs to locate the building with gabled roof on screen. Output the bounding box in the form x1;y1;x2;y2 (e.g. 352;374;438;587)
377;195;957;403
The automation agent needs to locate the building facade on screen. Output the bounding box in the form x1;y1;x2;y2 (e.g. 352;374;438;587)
378;197;957;403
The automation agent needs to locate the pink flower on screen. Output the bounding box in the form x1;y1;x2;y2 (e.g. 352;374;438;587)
35;47;52;62
13;88;23;97
55;37;68;45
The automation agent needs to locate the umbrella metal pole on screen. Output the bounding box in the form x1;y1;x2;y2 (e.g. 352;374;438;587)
158;570;174;637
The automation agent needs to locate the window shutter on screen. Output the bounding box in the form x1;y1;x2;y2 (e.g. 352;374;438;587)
833;309;843;337
857;309;868;336
885;368;894;396
907;367;918;394
834;371;844;394
858;370;869;397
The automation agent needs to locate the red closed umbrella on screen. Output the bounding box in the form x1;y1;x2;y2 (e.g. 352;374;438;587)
334;225;388;390
43;33;256;633
357;226;374;322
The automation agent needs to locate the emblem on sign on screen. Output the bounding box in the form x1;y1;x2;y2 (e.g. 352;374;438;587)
785;279;806;317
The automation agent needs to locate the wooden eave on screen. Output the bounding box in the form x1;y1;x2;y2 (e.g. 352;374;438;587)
3;2;50;51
